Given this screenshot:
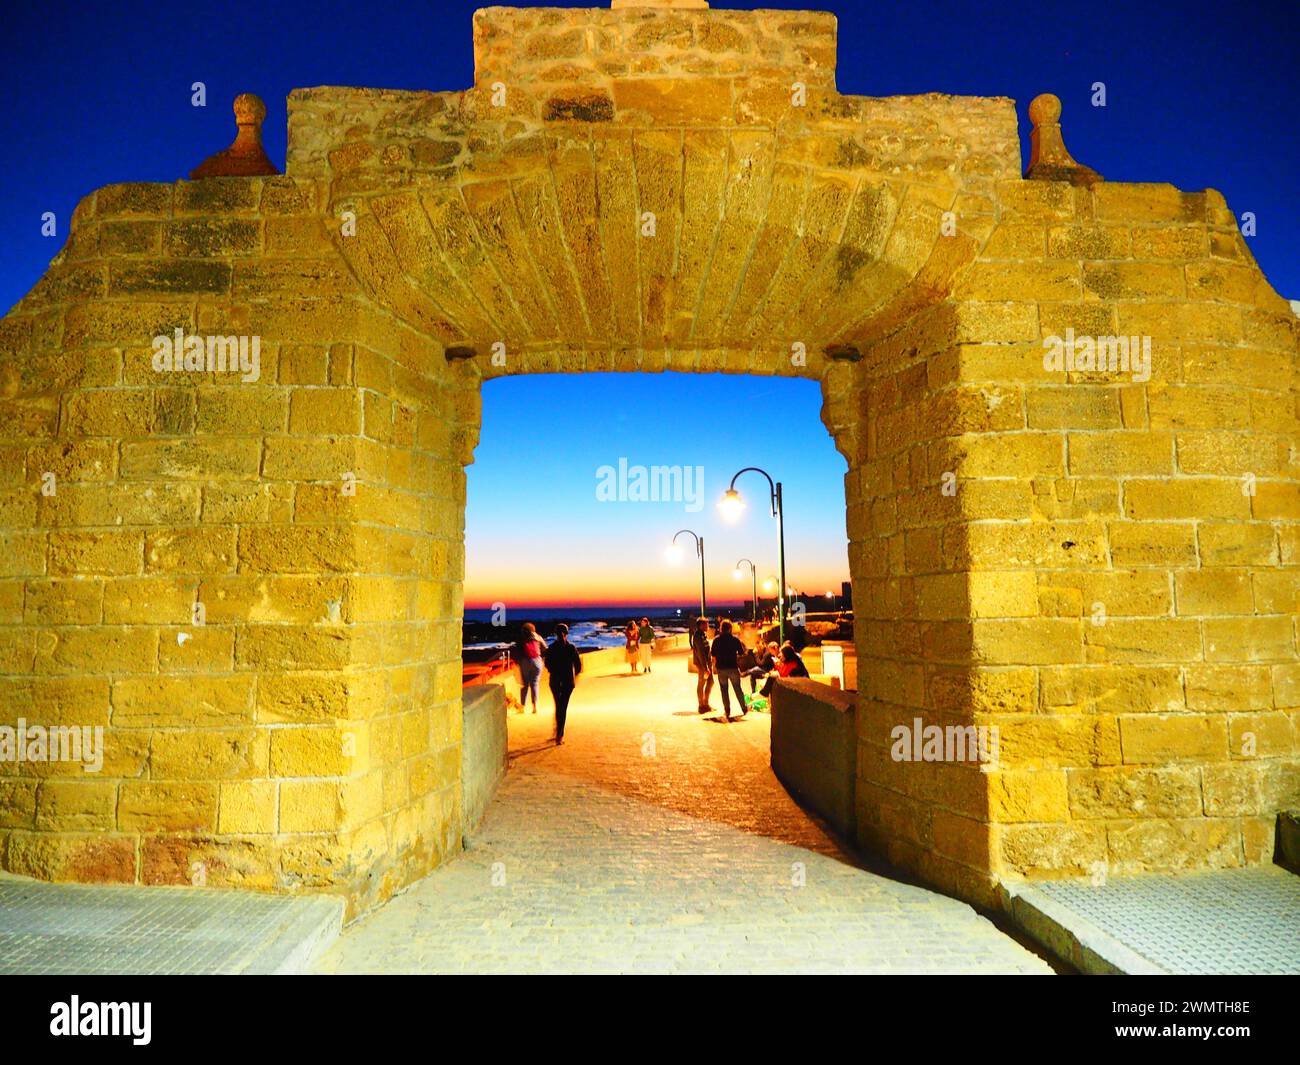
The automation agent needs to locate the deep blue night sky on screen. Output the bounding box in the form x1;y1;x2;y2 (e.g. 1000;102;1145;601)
4;0;1297;313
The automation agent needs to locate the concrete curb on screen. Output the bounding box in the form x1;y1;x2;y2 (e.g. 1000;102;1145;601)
1001;881;1167;975
235;895;344;974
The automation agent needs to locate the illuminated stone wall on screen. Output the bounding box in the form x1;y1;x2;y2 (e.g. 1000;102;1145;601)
0;172;467;917
1;1;1295;916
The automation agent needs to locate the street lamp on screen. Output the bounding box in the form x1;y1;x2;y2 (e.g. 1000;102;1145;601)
720;467;787;646
761;575;794;633
670;529;707;623
733;558;758;622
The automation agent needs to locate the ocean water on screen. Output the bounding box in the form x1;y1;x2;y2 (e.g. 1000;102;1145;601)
464;605;717;623
463;604;714;651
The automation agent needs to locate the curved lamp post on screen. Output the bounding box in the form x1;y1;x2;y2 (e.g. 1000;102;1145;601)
720;467;786;645
733;558;758;622
669;529;707;622
763;575;796;619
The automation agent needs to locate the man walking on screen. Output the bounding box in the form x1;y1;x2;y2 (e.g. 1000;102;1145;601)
691;616;713;713
710;619;747;722
543;623;582;745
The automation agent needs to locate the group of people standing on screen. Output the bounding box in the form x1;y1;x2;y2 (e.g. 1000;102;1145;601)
511;615;810;742
623;617;657;674
690;618;809;722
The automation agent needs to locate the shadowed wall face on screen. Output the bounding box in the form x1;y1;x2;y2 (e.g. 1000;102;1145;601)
0;1;1296;916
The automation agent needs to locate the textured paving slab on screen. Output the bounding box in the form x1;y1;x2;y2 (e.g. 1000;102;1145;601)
0;876;342;975
319;650;1052;974
1007;867;1300;975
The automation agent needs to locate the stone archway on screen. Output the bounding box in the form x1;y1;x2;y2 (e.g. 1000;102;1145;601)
1;1;1296;919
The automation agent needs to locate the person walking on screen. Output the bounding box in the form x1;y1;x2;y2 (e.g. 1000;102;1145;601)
624;621;640;674
690;616;713;713
512;622;547;713
637;617;656;673
543;623;582;745
710;619;747;722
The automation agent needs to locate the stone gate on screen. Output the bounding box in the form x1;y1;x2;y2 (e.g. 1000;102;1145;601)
1;1;1297;919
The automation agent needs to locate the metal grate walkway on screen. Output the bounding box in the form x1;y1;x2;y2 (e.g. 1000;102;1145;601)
1010;866;1300;974
0;876;342;975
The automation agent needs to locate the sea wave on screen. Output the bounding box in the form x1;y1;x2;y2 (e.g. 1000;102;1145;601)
465;617;687;652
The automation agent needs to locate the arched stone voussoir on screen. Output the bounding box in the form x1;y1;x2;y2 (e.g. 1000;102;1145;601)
326;143;973;363
329;198;463;347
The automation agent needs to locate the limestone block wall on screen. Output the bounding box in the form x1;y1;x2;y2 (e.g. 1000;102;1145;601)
850;177;1300;903
949;181;1300;884
840;299;1022;905
0;175;462;917
471;3;838;127
330;310;467;915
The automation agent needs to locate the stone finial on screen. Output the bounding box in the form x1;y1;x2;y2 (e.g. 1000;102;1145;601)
189;93;281;179
1025;93;1101;187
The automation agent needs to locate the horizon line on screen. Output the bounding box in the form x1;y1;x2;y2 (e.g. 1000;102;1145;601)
463;601;753;610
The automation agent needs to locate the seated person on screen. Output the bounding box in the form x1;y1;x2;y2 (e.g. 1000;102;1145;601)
759;642;810;697
743;641;779;693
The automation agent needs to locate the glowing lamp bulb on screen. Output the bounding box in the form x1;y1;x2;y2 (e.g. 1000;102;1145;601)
718;489;745;521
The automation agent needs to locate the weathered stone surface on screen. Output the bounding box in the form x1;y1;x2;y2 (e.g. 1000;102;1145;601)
0;1;1296;921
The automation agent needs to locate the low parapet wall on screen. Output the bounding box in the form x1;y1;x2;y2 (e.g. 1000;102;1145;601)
461;685;508;834
565;633;691;674
771;679;858;839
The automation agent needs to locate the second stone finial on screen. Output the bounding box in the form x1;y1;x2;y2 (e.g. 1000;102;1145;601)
1025;93;1102;187
190;93;281;179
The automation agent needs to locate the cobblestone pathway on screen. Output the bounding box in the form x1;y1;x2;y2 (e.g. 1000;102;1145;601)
317;650;1053;974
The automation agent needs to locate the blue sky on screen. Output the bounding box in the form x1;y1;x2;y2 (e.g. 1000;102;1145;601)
4;0;1297;314
465;373;848;607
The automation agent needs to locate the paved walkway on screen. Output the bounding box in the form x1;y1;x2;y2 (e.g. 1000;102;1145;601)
316;649;1052;974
